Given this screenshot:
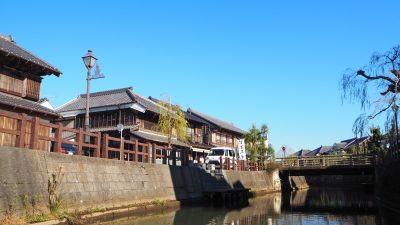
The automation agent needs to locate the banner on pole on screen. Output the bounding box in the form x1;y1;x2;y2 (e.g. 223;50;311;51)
238;139;246;160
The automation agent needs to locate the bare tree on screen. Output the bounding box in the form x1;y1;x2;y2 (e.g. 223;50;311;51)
340;45;400;150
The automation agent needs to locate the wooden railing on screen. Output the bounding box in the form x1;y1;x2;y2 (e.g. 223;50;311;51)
102;134;170;163
275;155;376;168
219;156;266;171
0;111;177;165
0;111;101;156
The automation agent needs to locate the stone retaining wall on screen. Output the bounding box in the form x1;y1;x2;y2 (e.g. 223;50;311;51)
0;147;280;216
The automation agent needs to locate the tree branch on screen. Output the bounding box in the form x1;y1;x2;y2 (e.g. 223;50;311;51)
368;98;395;119
357;70;395;84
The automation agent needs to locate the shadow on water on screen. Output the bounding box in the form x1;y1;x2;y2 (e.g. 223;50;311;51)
95;188;400;225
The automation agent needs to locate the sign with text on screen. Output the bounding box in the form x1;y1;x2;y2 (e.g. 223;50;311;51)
238;139;246;160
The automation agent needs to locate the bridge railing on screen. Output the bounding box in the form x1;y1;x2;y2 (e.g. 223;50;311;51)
275;155;376;168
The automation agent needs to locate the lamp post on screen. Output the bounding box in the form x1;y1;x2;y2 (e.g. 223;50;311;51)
82;50;97;142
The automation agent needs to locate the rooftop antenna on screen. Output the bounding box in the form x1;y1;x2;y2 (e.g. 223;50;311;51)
91;64;105;80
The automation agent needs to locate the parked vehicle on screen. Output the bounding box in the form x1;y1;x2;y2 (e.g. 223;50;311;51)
205;147;236;169
60;143;76;155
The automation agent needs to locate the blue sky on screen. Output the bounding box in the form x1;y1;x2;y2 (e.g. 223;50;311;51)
2;0;400;155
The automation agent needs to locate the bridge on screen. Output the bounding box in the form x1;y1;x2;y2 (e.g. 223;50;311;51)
274;155;377;176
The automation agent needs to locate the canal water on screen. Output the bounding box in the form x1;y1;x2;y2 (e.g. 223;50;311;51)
91;188;400;225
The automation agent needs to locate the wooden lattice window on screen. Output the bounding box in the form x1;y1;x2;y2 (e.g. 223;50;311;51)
25;79;41;100
0;73;23;96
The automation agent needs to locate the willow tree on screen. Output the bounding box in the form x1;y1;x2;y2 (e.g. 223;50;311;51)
340;46;400;148
244;124;269;162
156;100;188;148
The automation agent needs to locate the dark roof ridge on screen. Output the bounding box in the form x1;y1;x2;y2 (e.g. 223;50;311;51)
79;87;133;98
187;108;246;134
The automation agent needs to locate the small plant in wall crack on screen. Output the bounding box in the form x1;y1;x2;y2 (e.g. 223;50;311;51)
48;166;64;214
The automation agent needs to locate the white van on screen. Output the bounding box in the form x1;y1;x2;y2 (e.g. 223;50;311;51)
205;147;236;169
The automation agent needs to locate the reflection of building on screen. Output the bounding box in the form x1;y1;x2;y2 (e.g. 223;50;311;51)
0;34;61;150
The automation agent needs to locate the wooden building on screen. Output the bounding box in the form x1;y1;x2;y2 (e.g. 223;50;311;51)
186;108;246;163
57;87;190;164
0;34;62;150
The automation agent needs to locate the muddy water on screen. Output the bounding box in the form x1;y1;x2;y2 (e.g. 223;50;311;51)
90;189;400;225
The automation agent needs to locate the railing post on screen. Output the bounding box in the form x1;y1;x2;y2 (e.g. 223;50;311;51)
227;158;231;170
134;140;138;162
54;122;63;153
29;116;40;150
76;128;83;156
102;134;108;158
350;155;354;166
95;132;101;157
152;143;157;164
16;113;27;148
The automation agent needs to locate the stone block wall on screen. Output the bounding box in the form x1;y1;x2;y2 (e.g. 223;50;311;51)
0;147;279;216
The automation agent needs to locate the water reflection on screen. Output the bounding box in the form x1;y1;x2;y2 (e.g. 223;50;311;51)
95;189;400;225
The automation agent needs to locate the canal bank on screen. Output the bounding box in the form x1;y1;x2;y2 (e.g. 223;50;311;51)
0;147;281;219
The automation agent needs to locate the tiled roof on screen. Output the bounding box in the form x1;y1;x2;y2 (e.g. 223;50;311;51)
57;87;134;112
148;96;209;124
187;108;246;135
0;92;58;116
344;136;369;149
130;130;189;147
291;149;311;157
0;34;61;76
56;87;161;114
306;146;334;156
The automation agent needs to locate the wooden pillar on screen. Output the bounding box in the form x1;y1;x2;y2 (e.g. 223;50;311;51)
95;132;101;157
102;134;108;158
54;122;63;153
16;113;26;148
134;140;138;162
220;156;223;170
152;143;157;164
147;143;151;163
76;128;83;156
29;116;40;150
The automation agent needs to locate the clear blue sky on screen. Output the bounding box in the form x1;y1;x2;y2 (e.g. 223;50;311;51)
3;0;400;155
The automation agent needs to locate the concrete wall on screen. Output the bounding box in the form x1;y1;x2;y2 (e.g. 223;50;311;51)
286;175;374;190
222;170;281;193
0;147;279;216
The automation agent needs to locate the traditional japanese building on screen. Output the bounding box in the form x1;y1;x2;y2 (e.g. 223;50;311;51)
187;108;246;147
0;34;62;149
56;87;190;164
186;108;246;163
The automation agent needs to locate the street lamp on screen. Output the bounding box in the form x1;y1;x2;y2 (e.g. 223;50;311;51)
82;50;97;142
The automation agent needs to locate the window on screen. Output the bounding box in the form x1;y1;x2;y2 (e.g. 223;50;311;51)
0;73;23;96
212;133;217;143
216;133;221;143
186;127;194;137
221;135;226;144
227;135;233;145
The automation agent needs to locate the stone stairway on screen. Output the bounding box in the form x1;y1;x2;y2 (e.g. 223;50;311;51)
202;171;231;191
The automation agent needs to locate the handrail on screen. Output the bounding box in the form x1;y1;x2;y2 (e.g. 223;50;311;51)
275;155;376;168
